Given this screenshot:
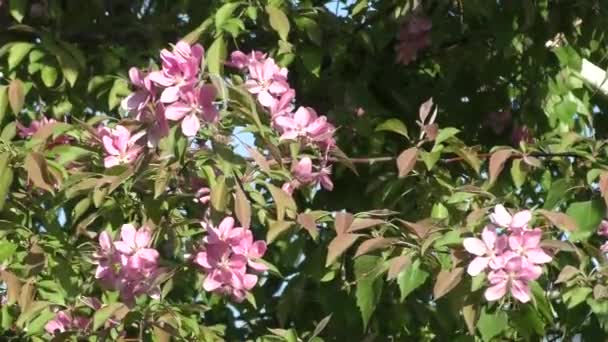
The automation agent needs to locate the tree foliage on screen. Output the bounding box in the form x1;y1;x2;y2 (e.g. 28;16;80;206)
2;0;608;340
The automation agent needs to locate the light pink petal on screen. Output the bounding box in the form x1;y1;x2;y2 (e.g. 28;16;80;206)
181;114;201;137
165;102;191;121
195;251;212;269
510;280;531;303
99;231;113;251
258;90;277;108
508;233;524;252
102;136;120;156
241;273;258;290
280;131;300;141
490;204;512;227
294;107;313;127
104;156;121;168
203;273;223;291
113;241;132;255
463;237;488;256
467;256;490;276
484;281;508;301
160;86;181;103
244;80;263;94
522;229;543;248
136;248;159;263
511;210;532;228
250;240;267;258
525;248;552;264
148;71;174;87
219;217;235;236
198;84;217;104
135;228;151;248
275;116;297;130
120;224;137;245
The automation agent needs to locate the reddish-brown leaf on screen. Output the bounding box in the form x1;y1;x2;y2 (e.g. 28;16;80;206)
0;270;21;305
18;278;35;312
245;146;270;172
234;185;251;229
489;149;512;185
297;212;318;240
354;237;397;258
348;218;385;233
397;219;434;239
396;147;418;178
540;239;576;252
8;78;24;114
537;209;578;232
433;267;464;300
419;98;434;123
24;152;55;193
325;233;361;266
387;255;411;280
334;212;353;235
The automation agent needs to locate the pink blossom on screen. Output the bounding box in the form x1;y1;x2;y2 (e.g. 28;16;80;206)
484;257;541;303
194;187;211;205
490;204;532;230
99;125;145;168
275;107;334;144
164;84;218;136
245;58;290;107
17;116;72;145
45;310;90;335
194;216;267;302
93;231;121;287
599;220;608;237
121;67;156;114
508;228;552;264
113;224;159;276
282;182;297;195
270;88;296;119
463;226;508;276
227;50;267;69
148;41;204;103
395;14;432;65
291;157;334;192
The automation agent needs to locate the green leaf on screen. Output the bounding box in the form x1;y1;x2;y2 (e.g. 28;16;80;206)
566;200;604;241
267;220;294;243
352;0;368;16
8;42;34;70
543;178;570;210
211;175;229;212
354;256;383;329
562;286;592;308
108;78;130;110
295;17;322;46
529;281;554;323
511;305;545;339
215;3;241;32
0;86;8;124
93;303;127;331
8;79;25;114
434;127;460;146
554;99;577;126
207;36;227;75
40;65;58;87
0;152;14;210
266;183;297;221
300;47;322;77
477;309;508;342
266;5;290;40
9;0;27;23
375;119;409;139
0;241;17;263
397;258;428;302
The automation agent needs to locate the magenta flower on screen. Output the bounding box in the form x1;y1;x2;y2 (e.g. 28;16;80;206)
121;67;156;115
17;116;72;145
244;58;290;107
395;14;432;65
463;226;508;276
508;228;552;264
164;84;218;136
93;231;121;287
227;50;267;69
484;257;541;303
99;125;145;168
275;106;334;143
113;224;159;274
270;88;296;119
232;229;268;272
490;204;532;230
194;187;211;205
204;217;243;246
45;310;90;335
290;157;334;192
148;41;204;103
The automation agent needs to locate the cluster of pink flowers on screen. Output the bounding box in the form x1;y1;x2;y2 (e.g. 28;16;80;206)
194;217;267;302
395;13;432;65
228;50;336;194
463;205;552;303
45;310;90;335
93;224;162;304
98;125;145;168
121;41;218;139
17;116;72;145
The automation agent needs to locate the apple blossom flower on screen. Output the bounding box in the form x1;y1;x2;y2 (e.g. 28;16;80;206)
270;88;296;120
99;125;145;168
395;14;432;65
113;224;159;276
17;116;72;145
508;228;552;264
245;58;290;107
490;204;532;231
164;84;218;136
45;310;90;335
121;67;156;114
274;107;334;144
148;41;204;103
484;257;542;303
227;50;267;69
463;226;508;276
290;157;334;192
